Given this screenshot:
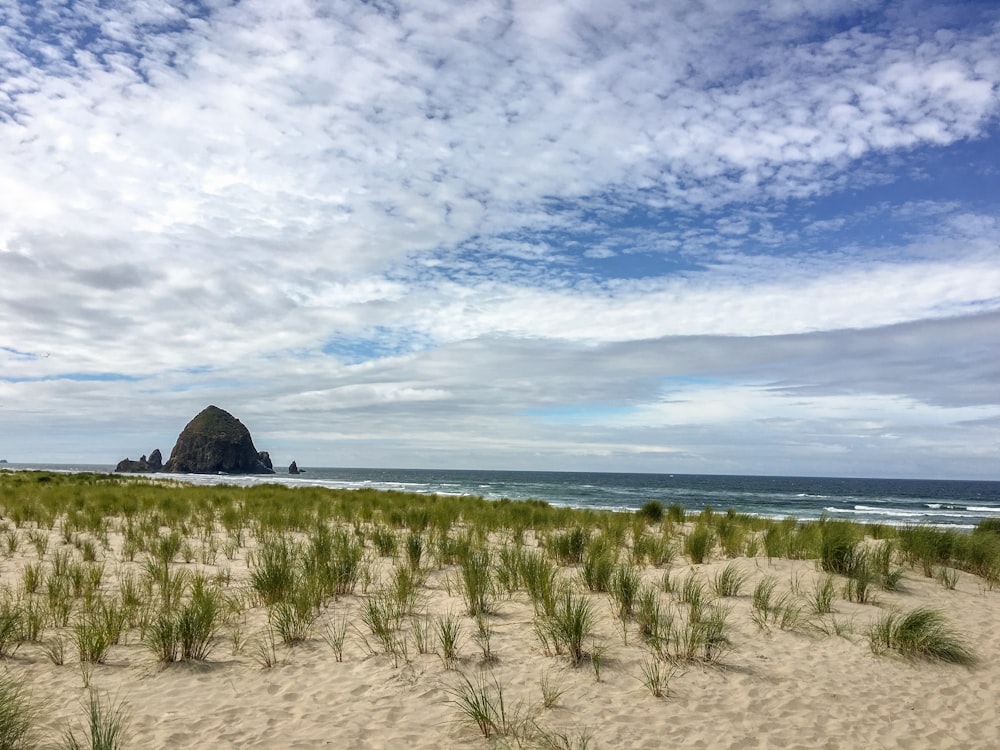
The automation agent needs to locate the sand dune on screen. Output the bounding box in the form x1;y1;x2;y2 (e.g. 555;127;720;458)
1;491;997;749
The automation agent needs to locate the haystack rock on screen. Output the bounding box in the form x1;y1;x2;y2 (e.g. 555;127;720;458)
161;405;275;475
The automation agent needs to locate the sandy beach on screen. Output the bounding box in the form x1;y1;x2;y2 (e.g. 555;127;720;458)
1;474;997;749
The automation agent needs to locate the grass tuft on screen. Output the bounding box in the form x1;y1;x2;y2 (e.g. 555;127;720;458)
869;607;975;665
0;673;38;750
61;689;130;750
447;671;525;740
712;562;746;598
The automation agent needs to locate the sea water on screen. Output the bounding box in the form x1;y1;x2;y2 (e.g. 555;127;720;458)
6;464;1000;529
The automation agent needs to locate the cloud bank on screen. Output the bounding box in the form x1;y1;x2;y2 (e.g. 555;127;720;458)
1;0;999;478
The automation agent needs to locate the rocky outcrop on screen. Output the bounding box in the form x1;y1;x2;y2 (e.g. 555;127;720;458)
116;406;276;475
115;453;160;473
161;406;275;475
288;460;300;474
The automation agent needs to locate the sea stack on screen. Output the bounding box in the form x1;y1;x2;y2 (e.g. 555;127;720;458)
115;448;162;473
161;406;275;475
289;461;300;474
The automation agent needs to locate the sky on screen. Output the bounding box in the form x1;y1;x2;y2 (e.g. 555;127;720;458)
1;0;999;479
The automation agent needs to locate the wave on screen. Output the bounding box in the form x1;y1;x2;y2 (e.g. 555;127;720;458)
824;506;975;519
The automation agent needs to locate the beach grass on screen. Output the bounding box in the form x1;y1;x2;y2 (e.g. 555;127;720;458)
869;607;976;665
447;671;526;740
0;673;37;750
61;689;130;750
0;469;996;747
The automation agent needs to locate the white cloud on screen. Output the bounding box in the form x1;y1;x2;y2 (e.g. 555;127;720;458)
1;1;999;477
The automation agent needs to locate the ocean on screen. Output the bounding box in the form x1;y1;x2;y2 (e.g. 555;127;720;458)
5;463;1000;530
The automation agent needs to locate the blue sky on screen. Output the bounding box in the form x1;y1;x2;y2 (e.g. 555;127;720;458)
1;0;999;479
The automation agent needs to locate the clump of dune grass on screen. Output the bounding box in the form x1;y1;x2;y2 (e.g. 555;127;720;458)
404;531;423;571
639;657;679;698
408;613;433;655
636;587;672;651
637;501;664;524
684;525;714;564
522;552;560;617
459;549;495;617
819;519;860;575
22;561;44;594
473;612;496;663
712;562;746;598
715;515;746;558
531;724;594;750
0;597;23;657
868;607;975;665
447;671;526;740
144;584;223;662
496;545;525;596
538;670;565;708
251;627;280;669
675;571;706;609
0;673;38;750
388;563;424;616
936;566;959;590
810;575;836;614
675;603;730;663
750;577;803;632
73;610;114;665
539;591;596;666
436;612;463;669
267;591;319;646
321;614;349;661
61;689;130;750
898;525;954;577
815;615;854;638
666;503;685;524
548;527;588;565
581;537;615;593
608;564;642;621
632;530;675;567
358;590;404;657
370;526;398;557
249;535;298;606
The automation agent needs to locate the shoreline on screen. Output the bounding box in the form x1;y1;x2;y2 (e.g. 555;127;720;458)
4;464;999;531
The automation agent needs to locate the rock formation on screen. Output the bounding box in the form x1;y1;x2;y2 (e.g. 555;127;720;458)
115;448;163;473
162;406;275;474
289;460;300;474
117;406;275;475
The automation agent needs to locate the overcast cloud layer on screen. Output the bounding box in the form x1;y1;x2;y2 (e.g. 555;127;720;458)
2;0;999;479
